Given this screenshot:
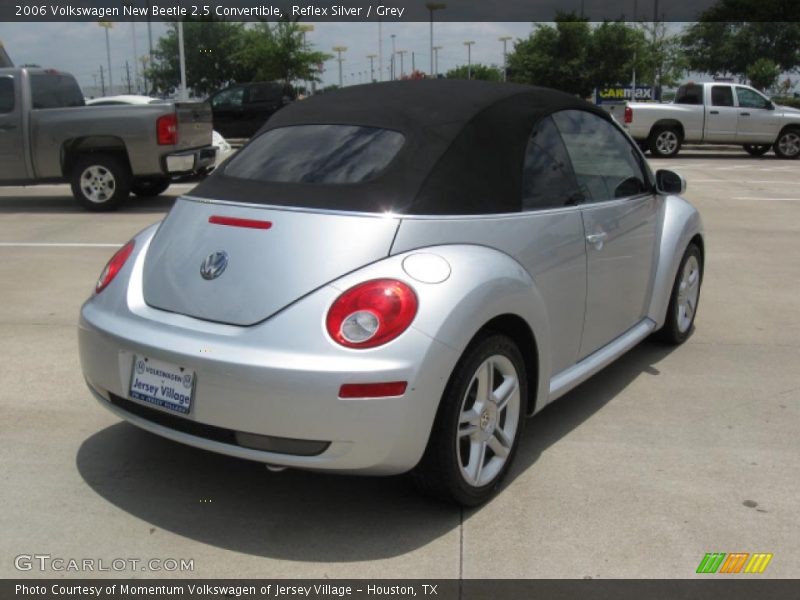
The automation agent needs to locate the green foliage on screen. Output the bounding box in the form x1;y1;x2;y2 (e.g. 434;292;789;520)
747;58;781;91
507;14;686;97
682;1;800;78
507;13;593;96
445;63;502;81
772;96;800;109
147;20;331;97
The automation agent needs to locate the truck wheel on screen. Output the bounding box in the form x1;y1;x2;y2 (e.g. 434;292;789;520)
131;176;170;197
649;127;682;158
743;144;770;157
773;128;800;159
70;154;131;211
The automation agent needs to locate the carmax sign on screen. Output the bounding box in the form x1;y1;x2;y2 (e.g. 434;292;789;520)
596;85;653;103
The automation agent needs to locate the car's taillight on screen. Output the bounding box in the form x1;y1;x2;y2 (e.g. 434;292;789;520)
95;240;135;294
326;279;418;348
624;106;633;124
157;113;178;145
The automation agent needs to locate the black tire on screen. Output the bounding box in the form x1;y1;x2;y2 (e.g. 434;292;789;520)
69;154;131;211
743;144;771;157
412;334;527;506
637;141;650;155
772;127;800;159
131;176;171;197
656;243;703;345
648;126;682;158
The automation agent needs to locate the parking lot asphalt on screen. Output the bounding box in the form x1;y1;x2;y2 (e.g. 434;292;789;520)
1;150;798;579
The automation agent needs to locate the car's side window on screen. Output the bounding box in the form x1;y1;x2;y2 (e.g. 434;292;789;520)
0;77;13;113
552;110;649;202
736;87;770;109
521;116;582;210
211;87;244;109
711;86;734;107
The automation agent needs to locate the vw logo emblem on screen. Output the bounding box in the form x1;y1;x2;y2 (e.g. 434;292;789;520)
200;251;229;280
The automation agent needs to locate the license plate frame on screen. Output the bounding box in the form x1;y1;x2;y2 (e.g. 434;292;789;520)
129;354;195;415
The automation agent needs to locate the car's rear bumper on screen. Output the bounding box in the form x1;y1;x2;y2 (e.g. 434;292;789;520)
78;235;458;474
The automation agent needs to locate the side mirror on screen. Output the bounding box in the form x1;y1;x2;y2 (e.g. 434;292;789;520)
767;101;776;110
656;169;687;195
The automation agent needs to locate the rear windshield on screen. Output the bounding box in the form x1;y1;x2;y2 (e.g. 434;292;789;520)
674;85;703;105
224;125;405;184
30;74;84;109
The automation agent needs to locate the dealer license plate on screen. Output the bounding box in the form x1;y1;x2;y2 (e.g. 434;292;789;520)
129;355;195;414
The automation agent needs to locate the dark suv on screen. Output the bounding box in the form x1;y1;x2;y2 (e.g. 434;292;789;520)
208;82;293;139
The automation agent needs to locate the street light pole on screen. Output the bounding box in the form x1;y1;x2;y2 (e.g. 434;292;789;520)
397;50;407;79
98;21;113;95
433;45;442;78
333;46;347;87
463;41;475;80
390;34;396;80
298;24;314;94
367;54;377;82
499;36;512;82
177;20;188;100
425;3;446;78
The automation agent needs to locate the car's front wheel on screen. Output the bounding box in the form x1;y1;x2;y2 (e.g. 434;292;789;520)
656;243;703;344
773;127;800;159
743;144;771;157
413;334;527;506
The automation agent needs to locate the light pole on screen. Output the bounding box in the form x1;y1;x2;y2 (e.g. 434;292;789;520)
397;50;407;79
333;46;347;87
425;3;446;77
367;54;377;82
433;45;442;78
463;41;475;80
298;24;314;94
98;21;113;95
499;36;512;82
390;34;396;80
177;21;188;100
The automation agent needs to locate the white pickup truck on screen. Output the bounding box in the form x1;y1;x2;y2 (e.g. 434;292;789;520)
623;82;800;159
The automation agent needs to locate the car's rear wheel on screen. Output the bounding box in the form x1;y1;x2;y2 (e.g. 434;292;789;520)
743;144;771;157
649;126;682;158
773;128;800;159
412;334;526;506
656;243;703;344
131;176;171;197
70;154;131;211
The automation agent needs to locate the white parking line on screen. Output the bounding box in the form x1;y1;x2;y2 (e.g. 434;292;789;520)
731;197;800;201
0;242;122;247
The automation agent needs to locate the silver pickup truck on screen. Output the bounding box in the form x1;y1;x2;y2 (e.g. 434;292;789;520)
623;82;800;159
0;67;215;210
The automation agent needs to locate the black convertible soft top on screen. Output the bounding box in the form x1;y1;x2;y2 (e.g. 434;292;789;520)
193;80;613;215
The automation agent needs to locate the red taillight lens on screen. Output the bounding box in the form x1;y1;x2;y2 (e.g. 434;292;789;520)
326;279;418;348
157;114;178;145
624;106;633;124
95;240;135;294
339;382;408;398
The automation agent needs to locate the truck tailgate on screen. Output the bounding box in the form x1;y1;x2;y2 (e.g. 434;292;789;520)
175;101;213;150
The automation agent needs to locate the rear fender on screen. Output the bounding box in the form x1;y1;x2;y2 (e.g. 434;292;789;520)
329;244;551;416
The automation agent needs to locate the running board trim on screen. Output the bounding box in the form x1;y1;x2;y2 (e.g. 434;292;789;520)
548;318;656;402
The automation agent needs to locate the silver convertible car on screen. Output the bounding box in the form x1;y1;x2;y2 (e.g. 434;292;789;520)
79;81;704;505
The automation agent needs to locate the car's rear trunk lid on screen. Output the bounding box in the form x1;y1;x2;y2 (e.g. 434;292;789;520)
142;198;400;326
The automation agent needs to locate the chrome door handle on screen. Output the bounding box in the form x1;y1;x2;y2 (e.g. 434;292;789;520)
740;112;750;116
709;110;719;115
586;232;608;249
0;124;17;132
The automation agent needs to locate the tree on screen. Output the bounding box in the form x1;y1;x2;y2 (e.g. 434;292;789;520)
682;0;800;79
588;20;643;87
147;19;247;96
747;58;780;91
235;21;331;87
507;13;594;96
445;64;502;81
